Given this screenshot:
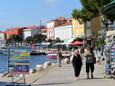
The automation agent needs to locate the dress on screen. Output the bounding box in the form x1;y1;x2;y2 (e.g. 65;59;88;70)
72;54;82;77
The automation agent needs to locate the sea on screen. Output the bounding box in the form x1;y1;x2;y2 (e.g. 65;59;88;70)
0;47;57;73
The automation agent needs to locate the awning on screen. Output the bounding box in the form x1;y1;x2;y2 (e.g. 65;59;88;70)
69;41;83;46
62;38;74;45
102;0;115;15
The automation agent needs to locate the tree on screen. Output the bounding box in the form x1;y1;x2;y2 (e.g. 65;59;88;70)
25;36;33;44
72;0;112;22
80;0;114;21
47;39;53;43
33;34;47;43
72;0;114;35
72;8;93;23
9;34;22;43
80;0;111;16
54;38;62;43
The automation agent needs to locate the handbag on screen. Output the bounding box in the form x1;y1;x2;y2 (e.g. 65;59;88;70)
92;51;96;64
93;56;96;64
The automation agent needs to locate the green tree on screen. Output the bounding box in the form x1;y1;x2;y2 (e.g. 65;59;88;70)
80;0;111;15
9;34;22;43
25;36;33;44
47;39;54;48
54;38;62;43
80;0;114;21
72;8;93;23
72;0;112;23
47;39;53;43
33;34;47;43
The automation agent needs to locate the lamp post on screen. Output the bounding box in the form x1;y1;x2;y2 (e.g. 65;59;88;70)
7;46;10;73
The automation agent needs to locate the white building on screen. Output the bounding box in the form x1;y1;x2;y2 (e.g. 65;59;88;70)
54;22;72;41
0;32;5;40
47;17;72;40
0;32;6;45
23;26;41;39
47;21;55;39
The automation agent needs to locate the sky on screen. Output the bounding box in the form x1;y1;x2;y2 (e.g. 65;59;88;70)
0;0;82;31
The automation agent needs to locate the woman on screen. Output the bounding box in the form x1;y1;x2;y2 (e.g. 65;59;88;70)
71;50;82;80
57;48;63;67
84;47;95;79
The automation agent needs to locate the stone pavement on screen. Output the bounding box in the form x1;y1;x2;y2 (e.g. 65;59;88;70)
30;63;115;86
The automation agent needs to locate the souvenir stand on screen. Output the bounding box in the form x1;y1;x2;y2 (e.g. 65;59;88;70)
109;36;115;79
105;35;115;79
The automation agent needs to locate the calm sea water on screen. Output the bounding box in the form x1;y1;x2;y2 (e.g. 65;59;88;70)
0;55;57;73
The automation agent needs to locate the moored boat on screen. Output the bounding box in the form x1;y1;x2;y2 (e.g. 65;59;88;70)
47;53;57;59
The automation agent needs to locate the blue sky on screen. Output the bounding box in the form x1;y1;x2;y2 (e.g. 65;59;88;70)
0;0;82;31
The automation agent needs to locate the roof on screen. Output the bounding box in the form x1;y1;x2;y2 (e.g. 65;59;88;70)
48;17;71;23
0;31;5;33
24;26;47;30
6;27;22;31
55;22;72;28
6;26;41;31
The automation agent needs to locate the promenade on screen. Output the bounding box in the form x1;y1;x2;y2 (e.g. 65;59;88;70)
30;63;115;86
17;62;114;86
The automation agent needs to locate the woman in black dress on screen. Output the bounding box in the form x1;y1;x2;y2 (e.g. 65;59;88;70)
71;50;82;80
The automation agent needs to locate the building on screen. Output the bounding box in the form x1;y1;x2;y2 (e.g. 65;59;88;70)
40;26;47;36
72;18;85;38
47;17;71;40
5;27;23;39
0;32;6;44
23;26;41;39
54;22;72;41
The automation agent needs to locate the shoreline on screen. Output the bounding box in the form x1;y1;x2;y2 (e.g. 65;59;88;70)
0;62;57;85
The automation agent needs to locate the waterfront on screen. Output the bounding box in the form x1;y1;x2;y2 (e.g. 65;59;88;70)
0;54;57;73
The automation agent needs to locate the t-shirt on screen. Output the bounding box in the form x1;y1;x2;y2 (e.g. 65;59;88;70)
72;54;82;64
85;53;93;63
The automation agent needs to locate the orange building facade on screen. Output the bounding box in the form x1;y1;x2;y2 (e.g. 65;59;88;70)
5;27;23;39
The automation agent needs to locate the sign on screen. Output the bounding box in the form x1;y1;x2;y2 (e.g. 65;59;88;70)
8;47;30;74
20;52;30;57
14;63;29;74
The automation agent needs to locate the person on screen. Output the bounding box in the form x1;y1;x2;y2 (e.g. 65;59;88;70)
79;46;85;59
84;47;95;79
104;60;110;78
57;48;63;67
70;49;82;80
103;50;110;78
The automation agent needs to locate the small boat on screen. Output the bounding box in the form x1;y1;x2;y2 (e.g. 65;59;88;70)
30;51;47;56
30;51;40;55
47;53;57;59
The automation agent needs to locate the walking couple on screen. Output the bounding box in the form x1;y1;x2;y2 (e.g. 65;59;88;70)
70;47;96;80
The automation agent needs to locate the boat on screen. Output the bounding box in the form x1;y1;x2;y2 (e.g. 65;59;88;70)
30;51;47;56
47;53;57;59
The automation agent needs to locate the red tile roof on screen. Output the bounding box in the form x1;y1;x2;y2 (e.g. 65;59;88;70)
55;22;72;28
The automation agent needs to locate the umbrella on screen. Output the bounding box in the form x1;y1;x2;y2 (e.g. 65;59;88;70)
102;0;115;15
69;41;83;46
